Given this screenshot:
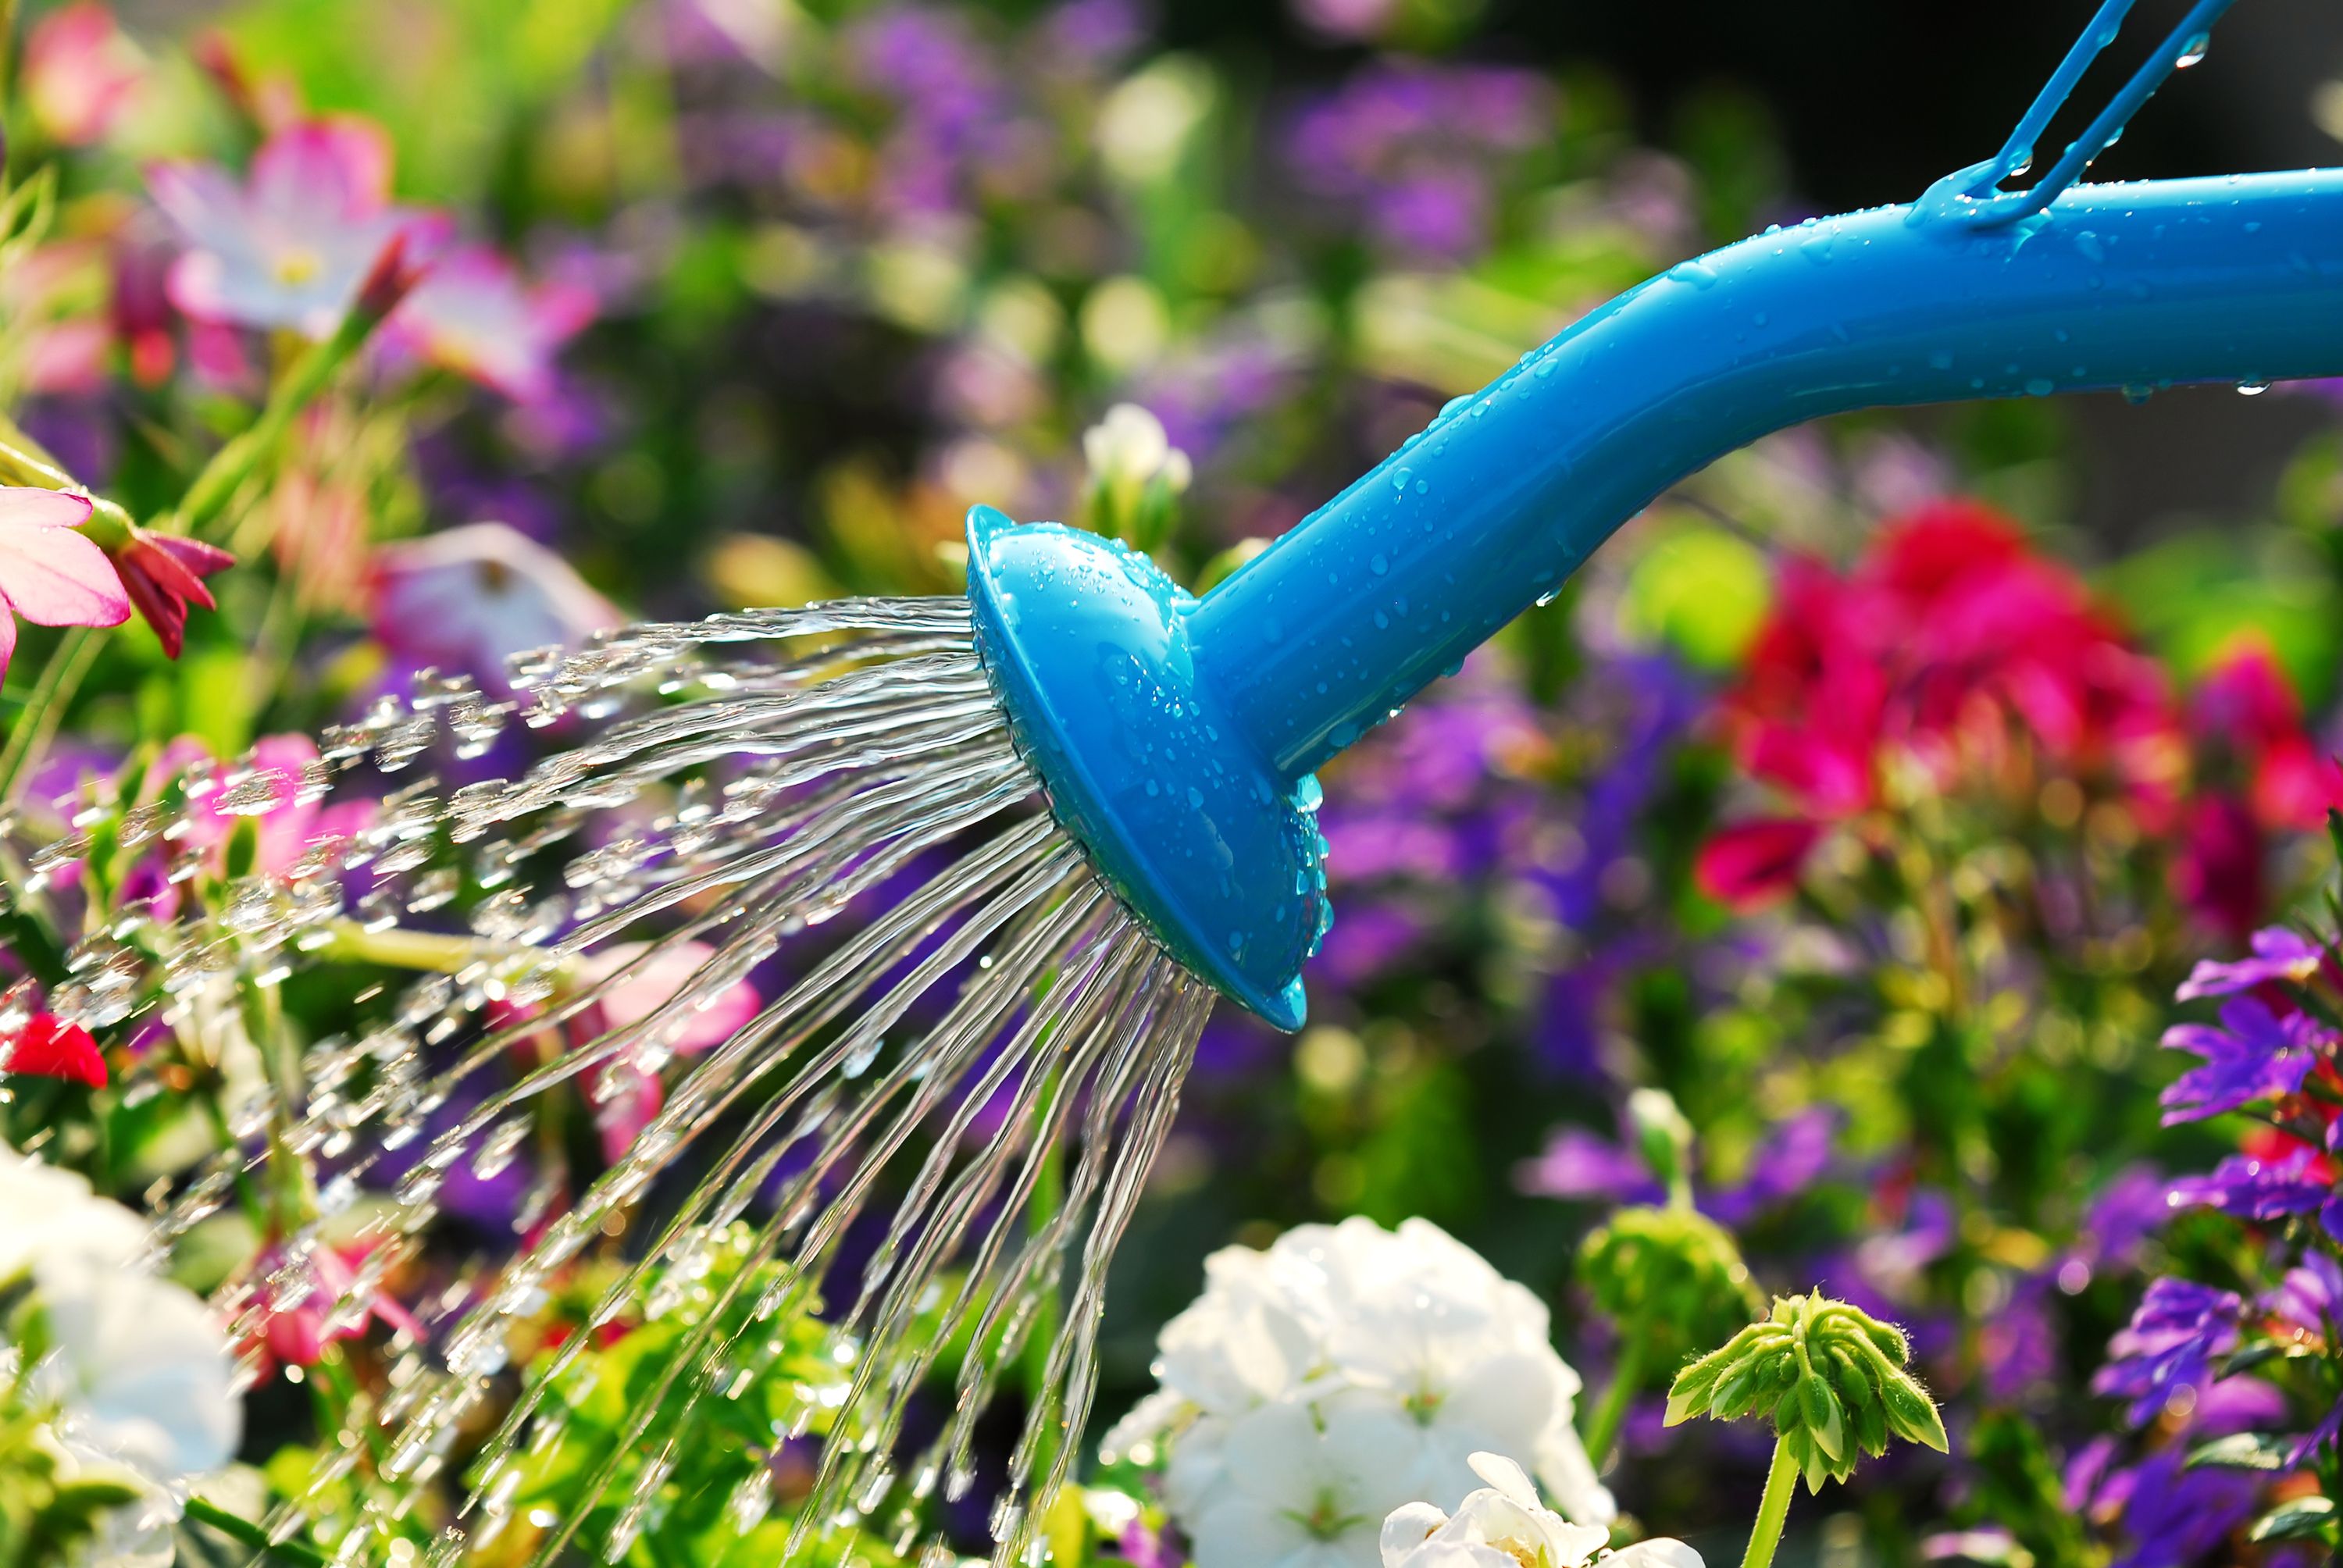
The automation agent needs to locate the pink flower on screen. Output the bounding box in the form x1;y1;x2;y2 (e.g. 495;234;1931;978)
366;522;622;694
576;940;762;1162
148;732;369;878
3;1013;107;1088
148;118;420;336
387;245;594;401
0;487;130;683
22;2;143;148
109;527;234;658
247;1242;422;1376
1694;817;1821;911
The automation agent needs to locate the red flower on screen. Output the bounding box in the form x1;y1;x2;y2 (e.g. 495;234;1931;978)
3;1014;107;1087
2190;638;2343;832
1695;818;1821;911
1716;498;2184;825
110;526;234;658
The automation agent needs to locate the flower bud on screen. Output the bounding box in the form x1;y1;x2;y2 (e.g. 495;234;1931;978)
1665;1289;1945;1493
1577;1205;1760;1367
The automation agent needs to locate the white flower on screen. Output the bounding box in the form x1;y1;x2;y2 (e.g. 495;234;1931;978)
1082;403;1192;496
1380;1453;1704;1568
1109;1217;1614;1568
0;1137;243;1560
1187;1402;1420;1568
0;1146;148;1281
33;1251;242;1483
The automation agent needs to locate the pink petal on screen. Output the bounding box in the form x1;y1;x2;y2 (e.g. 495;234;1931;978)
0;609;16;684
251;119;394;221
1695;817;1821;911
145;160;251;251
0;526;130;627
0;486;95;532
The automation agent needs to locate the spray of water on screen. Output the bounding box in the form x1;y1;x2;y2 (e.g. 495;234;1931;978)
30;597;1217;1565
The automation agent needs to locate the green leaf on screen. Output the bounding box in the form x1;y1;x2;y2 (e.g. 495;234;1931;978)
2248;1495;2337;1544
2185;1432;2295;1473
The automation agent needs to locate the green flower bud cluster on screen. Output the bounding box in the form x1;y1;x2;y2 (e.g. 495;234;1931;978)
1665;1289;1948;1492
1577;1205;1762;1367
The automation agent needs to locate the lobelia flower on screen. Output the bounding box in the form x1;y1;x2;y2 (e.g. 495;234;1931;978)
366;521;623;696
1379;1452;1702;1568
0;486;130;683
2093;1278;2243;1427
108;526;236;659
2177;926;2328;1000
386;243;596;402
2166;1148;2341;1235
148;118;422;336
2;1012;109;1088
20;2;144;148
2158;997;2334;1124
1104;1217;1613;1568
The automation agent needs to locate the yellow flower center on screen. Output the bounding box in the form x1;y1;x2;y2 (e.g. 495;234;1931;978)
273;247;324;287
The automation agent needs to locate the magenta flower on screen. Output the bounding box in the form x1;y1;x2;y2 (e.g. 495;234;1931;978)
387;244;594;402
366;522;621;694
0;486;130;682
21;2;143;148
569;940;763;1161
247;1241;423;1377
148;119;419;336
109;526;235;659
150;732;369;878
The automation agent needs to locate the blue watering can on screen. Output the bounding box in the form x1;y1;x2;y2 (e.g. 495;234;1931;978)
965;0;2343;1030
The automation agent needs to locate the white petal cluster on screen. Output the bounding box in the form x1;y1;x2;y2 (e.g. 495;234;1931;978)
1101;1217;1614;1568
1082;403;1193;497
1380;1454;1703;1568
1;1142;242;1551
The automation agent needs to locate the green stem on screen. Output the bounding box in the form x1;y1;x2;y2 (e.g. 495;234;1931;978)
0;626;100;804
1022;1065;1068;1488
1741;1438;1799;1568
174;307;382;540
182;1498;331;1566
1579;1333;1646;1471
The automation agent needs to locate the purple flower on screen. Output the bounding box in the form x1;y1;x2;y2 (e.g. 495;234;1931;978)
2074;1164;2171;1275
2159;998;2330;1124
2266;1249;2343;1333
2092;1278;2243;1427
2166;1148;2335;1228
1283;59;1553;260
1706;1104;1840;1226
2090;1447;2260;1568
2177;927;2326;1000
1516;1124;1662;1206
1980;1276;2059;1401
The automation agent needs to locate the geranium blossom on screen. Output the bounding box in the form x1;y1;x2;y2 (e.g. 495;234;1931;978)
1104;1217;1612;1568
2;1012;109;1088
1380;1452;1700;1568
1703;500;2184;893
149;119;419;336
0;486;130;683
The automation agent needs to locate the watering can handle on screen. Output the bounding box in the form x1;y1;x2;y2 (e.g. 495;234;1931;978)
1935;0;2238;228
1187;1;2343;780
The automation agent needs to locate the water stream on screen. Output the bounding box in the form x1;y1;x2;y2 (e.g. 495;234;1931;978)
20;597;1217;1566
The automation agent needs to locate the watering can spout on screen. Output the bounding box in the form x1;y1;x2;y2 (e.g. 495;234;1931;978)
968;171;2343;1031
1189;167;2343;781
